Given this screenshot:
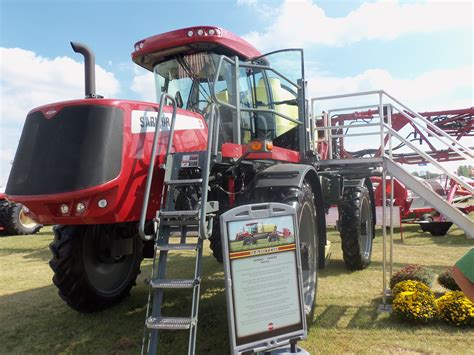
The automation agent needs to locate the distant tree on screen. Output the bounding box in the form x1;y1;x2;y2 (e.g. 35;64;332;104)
412;171;419;177
457;165;473;177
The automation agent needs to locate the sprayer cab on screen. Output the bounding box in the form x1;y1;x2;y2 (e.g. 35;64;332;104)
132;26;306;152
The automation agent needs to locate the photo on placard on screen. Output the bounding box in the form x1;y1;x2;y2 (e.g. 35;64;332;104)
227;215;295;253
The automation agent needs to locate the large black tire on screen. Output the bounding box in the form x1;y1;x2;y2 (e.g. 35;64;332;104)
292;181;319;321
339;185;374;270
0;200;42;236
49;224;143;313
209;181;320;320
253;180;320;320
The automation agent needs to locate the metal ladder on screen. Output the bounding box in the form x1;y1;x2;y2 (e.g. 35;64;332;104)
138;95;220;355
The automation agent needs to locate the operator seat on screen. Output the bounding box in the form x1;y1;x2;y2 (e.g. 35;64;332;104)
255;77;298;138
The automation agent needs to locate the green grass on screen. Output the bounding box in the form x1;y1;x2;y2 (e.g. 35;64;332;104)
1;223;473;354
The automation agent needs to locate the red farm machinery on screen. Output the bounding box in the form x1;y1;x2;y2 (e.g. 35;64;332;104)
5;26;473;354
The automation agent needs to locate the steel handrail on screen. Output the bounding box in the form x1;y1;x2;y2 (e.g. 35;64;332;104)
310;90;473;164
199;103;219;239
212;55;303;128
138;93;177;241
390;104;472;162
383;91;473;158
384;125;473;193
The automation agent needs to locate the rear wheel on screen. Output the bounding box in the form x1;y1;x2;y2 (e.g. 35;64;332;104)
339;185;374;270
0;200;42;236
49;224;142;313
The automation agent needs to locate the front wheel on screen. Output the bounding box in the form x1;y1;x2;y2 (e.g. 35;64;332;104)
295;182;319;321
339;185;374;270
49;224;143;313
251;181;319;321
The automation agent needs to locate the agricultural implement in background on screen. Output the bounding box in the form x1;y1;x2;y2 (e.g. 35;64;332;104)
372;174;474;236
5;26;473;354
314;105;473;237
0;192;42;236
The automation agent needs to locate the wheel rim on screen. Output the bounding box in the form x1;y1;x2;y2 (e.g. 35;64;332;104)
299;202;317;316
19;207;38;229
82;226;138;296
359;196;372;261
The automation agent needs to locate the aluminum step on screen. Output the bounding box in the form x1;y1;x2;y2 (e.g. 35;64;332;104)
160;219;200;226
150;278;200;289
146;316;193;330
159;210;199;218
164;178;203;186
156;243;199;251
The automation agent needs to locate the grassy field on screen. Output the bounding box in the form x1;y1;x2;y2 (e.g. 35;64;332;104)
1;223;473;354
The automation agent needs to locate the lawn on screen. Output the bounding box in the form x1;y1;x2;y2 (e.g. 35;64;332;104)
1;223;473;354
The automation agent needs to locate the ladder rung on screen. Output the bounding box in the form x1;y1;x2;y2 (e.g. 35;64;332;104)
150;278;199;289
156;243;199;251
165;178;203;186
159;210;199;218
161;219;199;226
146;316;193;330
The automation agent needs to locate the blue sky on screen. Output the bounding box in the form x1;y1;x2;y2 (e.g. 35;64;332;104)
1;0;473;186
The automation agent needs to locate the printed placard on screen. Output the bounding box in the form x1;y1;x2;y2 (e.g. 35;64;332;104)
220;203;306;354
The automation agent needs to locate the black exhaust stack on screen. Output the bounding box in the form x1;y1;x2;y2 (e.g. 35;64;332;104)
70;42;101;98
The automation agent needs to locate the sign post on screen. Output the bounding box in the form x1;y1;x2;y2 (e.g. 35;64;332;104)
220;203;308;354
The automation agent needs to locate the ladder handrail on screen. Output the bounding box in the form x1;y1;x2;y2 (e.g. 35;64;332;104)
199;103;219;239
383;91;473;158
385;125;473;193
390;103;472;162
138;93;177;241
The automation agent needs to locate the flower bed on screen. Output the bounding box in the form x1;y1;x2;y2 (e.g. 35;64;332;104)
392;290;438;323
390;264;435;289
392;280;432;297
389;265;474;327
437;268;461;291
436;291;474;326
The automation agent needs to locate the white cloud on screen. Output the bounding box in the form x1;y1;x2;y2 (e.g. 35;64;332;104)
131;69;156;102
243;0;473;50
308;66;473;112
0;47;120;186
0;47;120;124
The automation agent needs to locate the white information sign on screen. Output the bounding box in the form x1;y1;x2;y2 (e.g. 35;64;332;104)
220;203;306;354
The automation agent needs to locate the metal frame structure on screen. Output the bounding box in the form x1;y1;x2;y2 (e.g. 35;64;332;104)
311;90;474;310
